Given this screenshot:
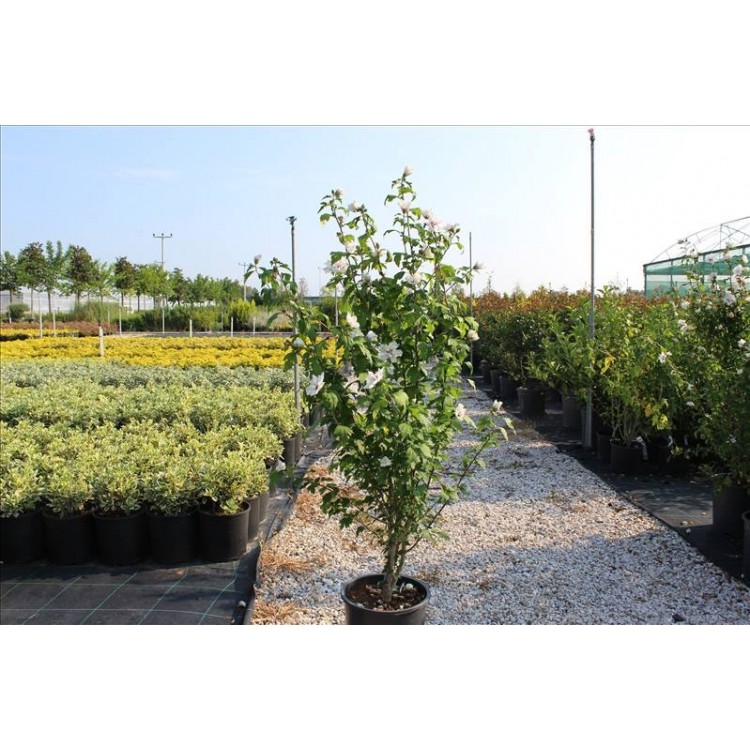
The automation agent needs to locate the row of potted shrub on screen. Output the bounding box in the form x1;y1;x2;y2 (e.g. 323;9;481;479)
473;253;749;571
0;416;294;565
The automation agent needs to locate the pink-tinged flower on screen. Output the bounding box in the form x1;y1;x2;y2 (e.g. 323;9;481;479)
332;258;348;272
658;351;671;364
305;373;324;396
398;200;412;213
732;264;745;277
403;165;413;176
427;215;442;230
364;369;384;390
377;341;402;363
444;223;458;232
379;456;392;467
677;319;689;334
724;290;736;305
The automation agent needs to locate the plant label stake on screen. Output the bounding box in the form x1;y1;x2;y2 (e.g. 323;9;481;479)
99;326;105;358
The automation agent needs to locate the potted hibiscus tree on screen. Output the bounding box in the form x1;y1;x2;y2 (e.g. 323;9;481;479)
250;168;511;624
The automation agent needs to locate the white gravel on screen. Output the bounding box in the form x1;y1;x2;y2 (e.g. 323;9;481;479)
252;384;750;625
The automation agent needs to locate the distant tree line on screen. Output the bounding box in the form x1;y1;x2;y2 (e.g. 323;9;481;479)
0;242;276;315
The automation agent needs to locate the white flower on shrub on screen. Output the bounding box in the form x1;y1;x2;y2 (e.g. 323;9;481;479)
334;188;344;199
444;223;458;232
686;401;695;408
355;402;369;415
724;290;737;305
467;329;479;342
420;247;434;260
364;369;384;390
680;300;690;309
398;200;412;213
344;242;357;255
491;400;504;414
454;403;467;421
377;341;402;363
305;373;325;396
403;165;413;176
291;337;305;349
658;351;671;364
348;201;362;212
254;254;262;265
732;264;745;277
332;258;348;273
677;319;689;334
346;311;361;331
379;456;392;467
404;271;423;286
739;338;747;348
366;330;378;342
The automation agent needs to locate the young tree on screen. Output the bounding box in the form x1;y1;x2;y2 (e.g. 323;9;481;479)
64;245;95;307
41;241;66;315
89;259;115;306
0;251;20;305
168;267;189;305
113;256;137;307
16;242;47;314
139;263;171;308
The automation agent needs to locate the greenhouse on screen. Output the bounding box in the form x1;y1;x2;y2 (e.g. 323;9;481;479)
643;216;750;297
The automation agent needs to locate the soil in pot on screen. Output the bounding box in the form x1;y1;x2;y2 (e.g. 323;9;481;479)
341;574;430;625
94;510;149;566
148;510;199;565
1;510;44;564
42;511;96;565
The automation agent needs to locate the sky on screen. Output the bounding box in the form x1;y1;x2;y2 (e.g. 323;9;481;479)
2;125;748;298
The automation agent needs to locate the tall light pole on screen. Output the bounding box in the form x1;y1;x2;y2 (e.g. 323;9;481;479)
152;233;172;328
286;216;300;414
584;128;596;451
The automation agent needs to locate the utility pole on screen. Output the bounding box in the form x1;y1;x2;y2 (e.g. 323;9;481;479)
469;231;474;369
153;233;172;328
152;232;172;270
238;262;249;301
286;216;300;414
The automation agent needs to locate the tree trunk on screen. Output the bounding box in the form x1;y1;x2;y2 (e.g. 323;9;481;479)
48;290;53;316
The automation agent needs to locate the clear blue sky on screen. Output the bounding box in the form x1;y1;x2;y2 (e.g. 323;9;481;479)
2;125;748;296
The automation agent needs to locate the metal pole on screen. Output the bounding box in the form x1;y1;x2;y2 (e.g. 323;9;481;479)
238;262;248;301
287;216;300;414
153;232;172;318
585;128;596;451
469;231;474;368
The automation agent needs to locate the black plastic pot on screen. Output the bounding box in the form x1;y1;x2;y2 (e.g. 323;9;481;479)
283;437;297;467
480;360;491;384
341;574;430;625
712;484;750;539
596;430;612;463
742;511;750;582
94;510;149;566
500;375;518;402
610;442;642;475
0;510;44;564
148;510;199;565
518;386;545;418
198;502;250;562
562;395;582;430
42;511;96;565
489;369;502;397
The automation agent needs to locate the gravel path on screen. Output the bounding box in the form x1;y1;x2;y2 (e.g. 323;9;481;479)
251;385;750;625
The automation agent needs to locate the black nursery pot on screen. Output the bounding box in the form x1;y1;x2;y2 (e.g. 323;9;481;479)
247;496;260;541
742;511;750;583
500;375;518;402
610;442;642;475
198;502;250;562
489;369;502;396
282;437;297;467
596;430;612;463
43;511;96;565
341;574;430;625
518;386;545;418
148;510;199;565
94;510;149;566
712;484;750;539
0;510;44;564
562;395;582;431
258;490;270;524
